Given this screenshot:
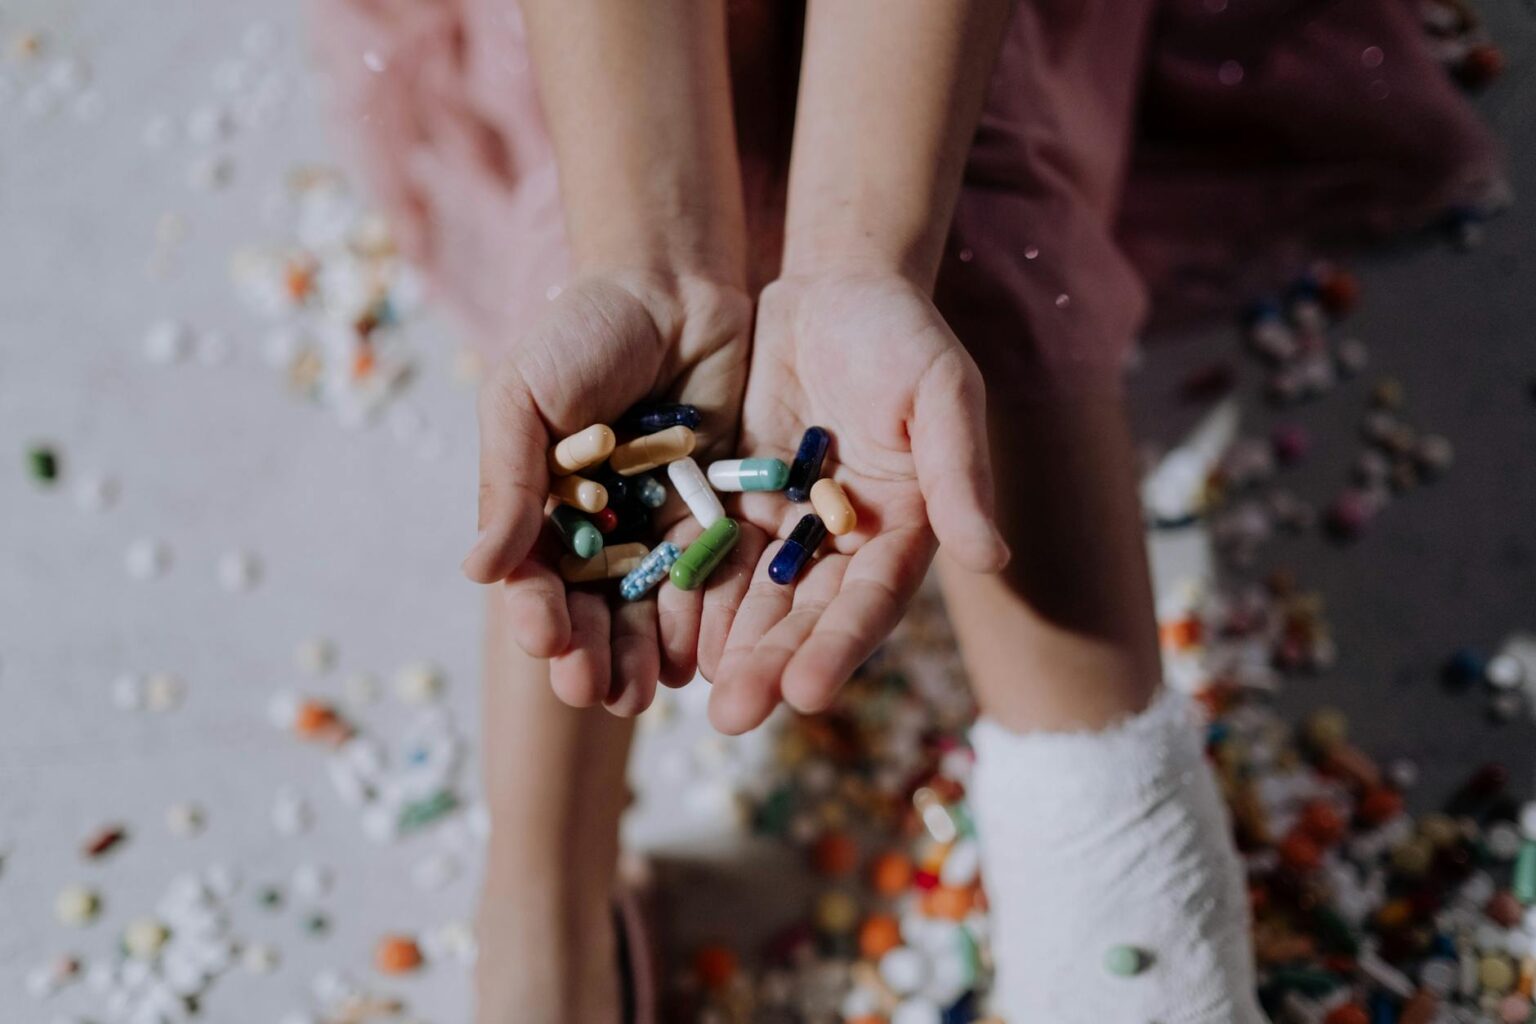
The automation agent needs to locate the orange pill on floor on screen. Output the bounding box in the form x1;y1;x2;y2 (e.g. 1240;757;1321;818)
293;699;346;742
1297;800;1345;846
868;851;913;896
811;831;859;877
921;885;974;920
1323;1005;1369;1024
858;914;902;960
1278;831;1323;872
1357;786;1404;826
374;935;423;974
692;944;738;991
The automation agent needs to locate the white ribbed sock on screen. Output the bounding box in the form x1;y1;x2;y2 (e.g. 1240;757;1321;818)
970;689;1269;1024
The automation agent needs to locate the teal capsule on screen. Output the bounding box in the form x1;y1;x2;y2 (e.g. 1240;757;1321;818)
550;505;603;559
707;458;789;493
1516;840;1536;904
1103;945;1150;977
669;517;740;591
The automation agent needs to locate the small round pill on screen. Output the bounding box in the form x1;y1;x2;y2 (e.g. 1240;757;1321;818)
55;884;101;926
810;478;857;535
1103;944;1150;976
548;424;615;476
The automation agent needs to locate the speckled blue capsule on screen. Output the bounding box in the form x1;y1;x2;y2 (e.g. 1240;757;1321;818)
620;542;681;601
784;426;830;502
618;402;702;434
769;514;826;585
635;475;667;509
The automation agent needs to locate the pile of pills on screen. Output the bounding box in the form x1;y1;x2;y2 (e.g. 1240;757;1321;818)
542;408;857;598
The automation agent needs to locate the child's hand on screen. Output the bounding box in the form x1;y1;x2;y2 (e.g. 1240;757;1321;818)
463;269;749;715
703;272;1009;733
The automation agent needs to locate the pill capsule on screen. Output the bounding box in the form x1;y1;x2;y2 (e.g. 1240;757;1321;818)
559;542;648;583
809;478;857;535
618;402;702;434
590;466;633;506
670;517;740;591
549;505;603;559
592;507;619;534
550;474;607;513
620;542;681;601
548;424;615;476
609;425;696;476
785;426;830;502
707;458;790;493
769;514;827;585
635;475;667;509
667;457;724;528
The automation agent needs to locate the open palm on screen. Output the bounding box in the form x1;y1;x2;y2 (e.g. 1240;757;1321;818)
702;273;1008;733
463;269;750;715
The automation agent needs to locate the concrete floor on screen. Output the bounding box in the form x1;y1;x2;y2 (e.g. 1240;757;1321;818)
0;0;1533;1021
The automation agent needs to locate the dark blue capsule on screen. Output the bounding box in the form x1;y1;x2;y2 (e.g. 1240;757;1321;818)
784;426;829;502
589;466;632;506
618;402;702;434
769;514;827;585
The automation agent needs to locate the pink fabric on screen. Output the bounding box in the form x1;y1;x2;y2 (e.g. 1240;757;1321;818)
310;0;1504;395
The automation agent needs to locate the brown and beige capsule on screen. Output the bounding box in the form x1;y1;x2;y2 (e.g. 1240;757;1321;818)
548;425;616;476
559;542;649;583
809;478;857;536
550;474;608;513
609;426;696;477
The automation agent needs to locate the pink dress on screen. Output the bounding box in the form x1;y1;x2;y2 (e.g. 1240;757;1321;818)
312;0;1504;398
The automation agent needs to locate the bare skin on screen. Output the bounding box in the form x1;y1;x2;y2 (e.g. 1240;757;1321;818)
467;2;1160;1022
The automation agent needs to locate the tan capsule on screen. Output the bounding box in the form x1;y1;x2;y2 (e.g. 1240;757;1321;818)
608;425;696;476
810;478;857;536
548;424;615;476
559;543;648;583
550;475;607;513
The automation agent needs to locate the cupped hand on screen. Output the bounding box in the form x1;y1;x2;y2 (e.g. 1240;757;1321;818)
703;272;1010;734
463;269;750;716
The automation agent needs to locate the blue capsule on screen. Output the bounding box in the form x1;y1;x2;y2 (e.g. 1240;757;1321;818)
620;542;681;601
784;426;829;502
618;402;702;434
590;466;632;507
769;514;827;585
635;474;667;509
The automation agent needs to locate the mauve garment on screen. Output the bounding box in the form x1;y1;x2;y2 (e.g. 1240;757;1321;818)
311;0;1505;398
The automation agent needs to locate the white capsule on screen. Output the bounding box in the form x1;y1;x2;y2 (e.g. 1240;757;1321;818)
292;863;332;900
217;549;261;592
666;457;724;528
125;538;172;580
878;946;929;996
143;320;194;364
144;672;185;712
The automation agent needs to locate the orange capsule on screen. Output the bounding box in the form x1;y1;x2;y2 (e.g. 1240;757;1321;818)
858;914;902;960
692;944;737;992
811;831;859;878
1323;1005;1369;1024
608;426;695;477
1357;786;1404;826
809;478;857;536
1278;831;1323;873
550;474;607;513
1297;800;1345;846
293;699;349;743
548;425;616;476
921;885;974;921
374;935;423;974
868;851;913;896
1400;990;1438;1024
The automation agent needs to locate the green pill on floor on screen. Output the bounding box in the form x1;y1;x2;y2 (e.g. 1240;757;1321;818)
1103;944;1150;976
670;517;740;591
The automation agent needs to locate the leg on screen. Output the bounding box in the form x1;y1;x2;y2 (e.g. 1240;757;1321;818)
937;392;1266;1023
475;592;634;1024
936;393;1160;731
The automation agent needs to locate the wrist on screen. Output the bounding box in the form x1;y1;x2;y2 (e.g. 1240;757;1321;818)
781;197;944;292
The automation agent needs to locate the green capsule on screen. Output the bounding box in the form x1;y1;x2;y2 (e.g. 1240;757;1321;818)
1515;840;1536;904
706;458;790;492
550;505;603;559
1103;944;1150;977
669;517;740;591
28;445;58;484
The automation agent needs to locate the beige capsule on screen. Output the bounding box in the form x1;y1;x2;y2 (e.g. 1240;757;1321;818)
810;478;857;536
550;475;607;513
559;543;648;583
609;426;696;477
548;424;616;476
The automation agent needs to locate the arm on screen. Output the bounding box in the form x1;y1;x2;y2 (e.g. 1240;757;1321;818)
465;1;752;712
783;0;1013;287
518;0;746;280
705;1;1014;732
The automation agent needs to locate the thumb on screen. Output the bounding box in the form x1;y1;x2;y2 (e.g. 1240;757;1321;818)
910;348;1010;573
462;370;550;585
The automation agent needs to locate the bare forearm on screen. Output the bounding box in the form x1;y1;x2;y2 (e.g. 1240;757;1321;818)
519;0;747;282
782;0;1012;288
